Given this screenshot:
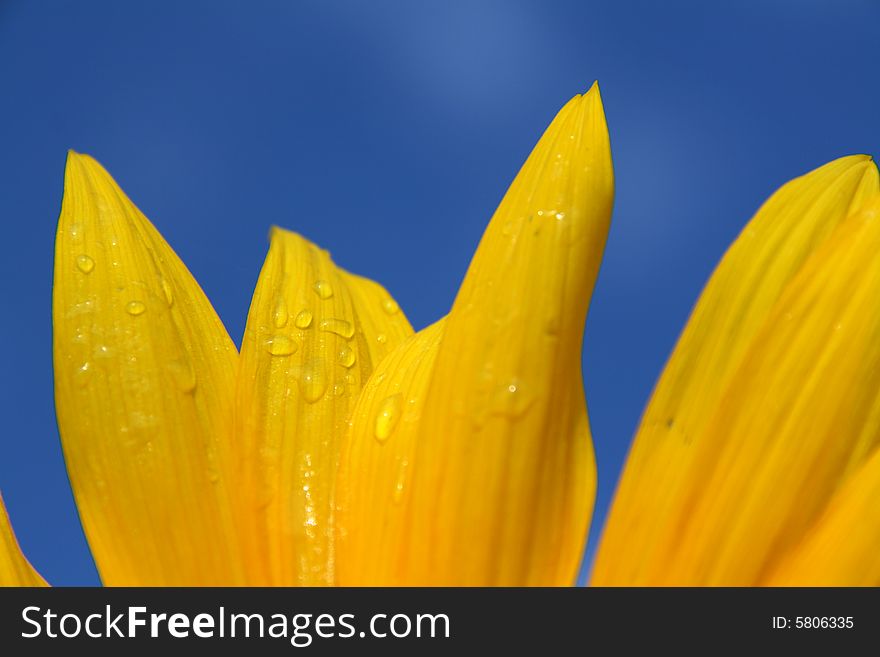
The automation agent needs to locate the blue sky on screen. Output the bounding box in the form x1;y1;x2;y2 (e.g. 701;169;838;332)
1;1;877;586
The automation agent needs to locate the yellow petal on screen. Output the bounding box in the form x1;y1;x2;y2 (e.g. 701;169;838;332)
235;228;413;585
53;152;245;585
603;196;880;585
766;445;880;586
336;319;444;585
593;156;879;585
338;84;614;585
0;493;46;586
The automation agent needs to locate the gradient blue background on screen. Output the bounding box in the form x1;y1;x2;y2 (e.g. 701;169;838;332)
1;1;877;586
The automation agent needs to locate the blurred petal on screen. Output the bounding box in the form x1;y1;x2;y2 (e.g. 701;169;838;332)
766;446;880;586
0;493;46;586
594;156;879;585
340;270;414;367
53;152;245;585
339;84;613;585
603;196;880;584
336;320;444;585
236;228;412;585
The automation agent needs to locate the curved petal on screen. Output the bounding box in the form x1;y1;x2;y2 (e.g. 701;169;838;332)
53;152;245;585
336;319;444;585
338;84;614;585
594;156;879;585
603;196;880;585
235;228;413;585
766;445;880;586
0;493;46;586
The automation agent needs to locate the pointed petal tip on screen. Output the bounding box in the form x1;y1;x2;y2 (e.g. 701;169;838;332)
62;150;111;195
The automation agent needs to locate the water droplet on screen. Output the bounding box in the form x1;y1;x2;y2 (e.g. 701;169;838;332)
299;360;327;402
74;362;92;388
374;393;403;443
537;210;544;217
67;298;95;318
555;211;566;220
75;254;95;273
266;335;298;356
294;309;313;329
376;333;388;344
319;318;354;339
126;300;146;316
333;383;345;397
393;458;408;504
273;298;289;328
491;379;535;418
160;277;174;306
130;410;158;429
338;345;356;368
69;223;82;238
381;298;399;315
93;344;112;359
314;280;334;299
166;359;197;393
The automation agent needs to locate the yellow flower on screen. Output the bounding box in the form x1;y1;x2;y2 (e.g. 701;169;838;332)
1;83;612;586
2;81;878;587
593;155;880;586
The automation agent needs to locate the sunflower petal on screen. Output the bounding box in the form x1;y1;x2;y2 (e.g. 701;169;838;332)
766;446;880;586
53;152;244;585
593;156;879;585
336;319;444;585
604;196;880;585
235;228;412;585
0;493;46;586
339;84;613;585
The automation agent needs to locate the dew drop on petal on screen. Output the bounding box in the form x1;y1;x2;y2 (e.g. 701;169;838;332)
299;360;327;403
320;318;355;339
74;362;92;388
166;358;197;393
333;382;345;397
338;344;356;368
294;309;313;329
491;379;534;417
266;335;298;356
392;458;408;504
381;298;399;315
75;254;95;274
159;276;175;306
376;333;387;344
374;393;403;443
273;298;289;328
314;280;334;299
67;298;95;318
125;301;146;316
